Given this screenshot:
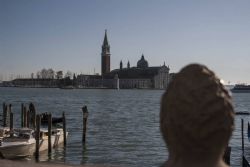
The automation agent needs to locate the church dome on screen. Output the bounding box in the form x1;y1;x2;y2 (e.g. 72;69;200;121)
137;54;148;68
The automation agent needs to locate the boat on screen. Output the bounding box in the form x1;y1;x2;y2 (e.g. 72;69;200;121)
59;86;74;89
0;128;68;158
231;84;250;93
0;128;35;159
0;127;10;139
39;128;68;151
41;113;63;125
235;111;250;115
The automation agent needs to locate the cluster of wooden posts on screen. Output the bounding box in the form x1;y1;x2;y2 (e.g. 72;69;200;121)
241;119;250;167
223;146;231;165
1;102;39;129
1;102;68;160
217;118;250;167
1;103;13;129
223;119;250;167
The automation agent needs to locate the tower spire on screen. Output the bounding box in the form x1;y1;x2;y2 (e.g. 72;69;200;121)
127;61;130;68
120;60;123;70
101;30;111;75
103;29;109;46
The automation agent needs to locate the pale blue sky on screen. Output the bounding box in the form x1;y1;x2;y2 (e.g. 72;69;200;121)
1;0;250;84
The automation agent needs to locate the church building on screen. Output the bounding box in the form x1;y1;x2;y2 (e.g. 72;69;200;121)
77;30;171;89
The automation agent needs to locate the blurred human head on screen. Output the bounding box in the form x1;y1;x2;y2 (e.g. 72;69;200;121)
160;64;234;158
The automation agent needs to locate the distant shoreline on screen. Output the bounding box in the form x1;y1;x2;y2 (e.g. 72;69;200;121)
0;86;163;90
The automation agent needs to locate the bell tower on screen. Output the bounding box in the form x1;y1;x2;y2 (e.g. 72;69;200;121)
101;30;111;75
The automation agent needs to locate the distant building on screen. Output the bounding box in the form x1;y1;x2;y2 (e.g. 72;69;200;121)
104;55;170;89
77;30;171;89
10;30;172;89
56;71;63;79
11;78;58;88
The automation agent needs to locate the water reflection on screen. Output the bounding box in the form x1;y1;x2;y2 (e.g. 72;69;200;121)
81;144;89;164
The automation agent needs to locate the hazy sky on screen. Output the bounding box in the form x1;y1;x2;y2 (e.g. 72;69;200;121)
1;0;250;84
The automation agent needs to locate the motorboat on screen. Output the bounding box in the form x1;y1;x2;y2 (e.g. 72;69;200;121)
0;128;68;159
59;86;74;89
235;111;250;115
40;113;63;125
39;128;68;152
0;127;10;139
0;128;35;159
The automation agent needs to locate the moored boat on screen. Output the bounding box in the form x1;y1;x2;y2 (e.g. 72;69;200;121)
59;86;74;89
0;128;68;159
41;113;63;125
0;127;10;139
39;128;68;152
235;111;250;115
0;128;35;159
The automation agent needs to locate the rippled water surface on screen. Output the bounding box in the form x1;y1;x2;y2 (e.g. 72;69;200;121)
0;87;250;167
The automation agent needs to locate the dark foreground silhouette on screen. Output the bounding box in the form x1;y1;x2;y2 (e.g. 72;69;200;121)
160;64;234;167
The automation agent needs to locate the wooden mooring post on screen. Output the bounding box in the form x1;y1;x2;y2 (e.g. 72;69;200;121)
23;106;27;127
2;103;5;125
29;103;36;129
2;102;5;115
242;119;244;155
82;106;88;143
2;103;5;126
35;114;41;161
32;110;36;129
27;110;30;128
62;112;67;146
223;146;231;165
3;103;8;127
21;103;24;127
48;113;52;153
9;104;14;138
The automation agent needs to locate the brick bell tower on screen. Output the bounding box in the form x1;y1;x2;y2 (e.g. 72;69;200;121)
101;30;111;75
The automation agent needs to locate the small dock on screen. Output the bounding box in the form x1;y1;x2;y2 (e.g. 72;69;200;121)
0;103;68;160
0;102;89;161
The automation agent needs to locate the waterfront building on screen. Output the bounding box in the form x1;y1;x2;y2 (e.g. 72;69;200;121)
11;78;58;88
10;30;172;89
77;31;171;89
56;71;63;79
104;55;170;89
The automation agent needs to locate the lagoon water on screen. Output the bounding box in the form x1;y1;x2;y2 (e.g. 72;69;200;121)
0;87;250;167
